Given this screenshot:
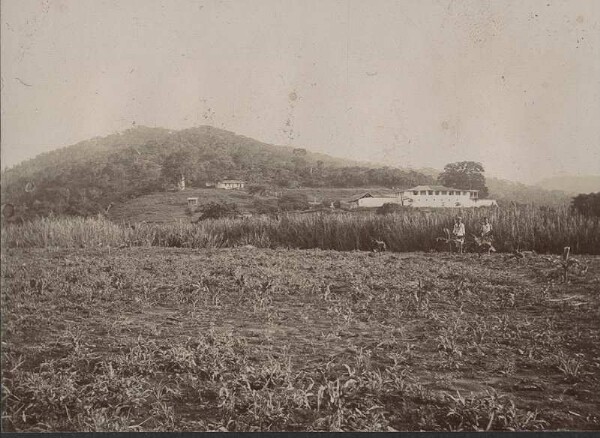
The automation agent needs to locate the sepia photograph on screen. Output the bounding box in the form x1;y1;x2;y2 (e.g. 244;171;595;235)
1;0;599;432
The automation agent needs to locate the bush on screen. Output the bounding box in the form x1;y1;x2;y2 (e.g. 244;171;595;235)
571;192;600;217
376;203;407;215
247;184;269;196
319;199;335;209
198;202;239;221
278;193;309;211
253;198;280;215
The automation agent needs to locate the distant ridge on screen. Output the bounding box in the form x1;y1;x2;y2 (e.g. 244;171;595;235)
535;175;600;195
486;177;571;206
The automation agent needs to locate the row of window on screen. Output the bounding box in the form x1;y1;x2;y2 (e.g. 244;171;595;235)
412;199;463;203
407;200;463;206
410;190;476;197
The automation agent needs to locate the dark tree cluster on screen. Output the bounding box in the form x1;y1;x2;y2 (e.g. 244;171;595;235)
277;192;310;211
195;202;240;221
437;161;489;198
301;166;432;189
571;192;600;217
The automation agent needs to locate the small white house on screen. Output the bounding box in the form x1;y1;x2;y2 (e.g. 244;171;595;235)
187;197;198;207
400;185;497;208
216;180;245;190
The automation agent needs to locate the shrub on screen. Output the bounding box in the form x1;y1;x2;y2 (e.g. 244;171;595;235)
278;193;309;212
253;198;280;215
198;202;239;221
571;192;600;217
319;199;336;209
247;184;270;196
376;203;408;215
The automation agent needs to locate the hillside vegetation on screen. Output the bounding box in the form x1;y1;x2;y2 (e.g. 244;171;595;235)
107;187;400;224
1;126;432;220
106;183;571;226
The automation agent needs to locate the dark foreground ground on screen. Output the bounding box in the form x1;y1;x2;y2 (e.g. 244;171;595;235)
1;247;599;431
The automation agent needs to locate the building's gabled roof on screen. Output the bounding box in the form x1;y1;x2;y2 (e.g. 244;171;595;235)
218;180;245;184
406;185;478;193
348;192;374;202
348;192;403;202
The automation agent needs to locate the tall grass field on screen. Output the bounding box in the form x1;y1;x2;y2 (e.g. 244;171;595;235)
3;206;599;254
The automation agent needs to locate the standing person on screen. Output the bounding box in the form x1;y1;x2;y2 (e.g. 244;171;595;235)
480;217;496;253
481;217;492;237
452;216;465;253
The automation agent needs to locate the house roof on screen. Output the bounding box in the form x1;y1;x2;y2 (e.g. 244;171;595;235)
348;192;402;202
219;180;245;184
406;185;478;193
348;192;374;202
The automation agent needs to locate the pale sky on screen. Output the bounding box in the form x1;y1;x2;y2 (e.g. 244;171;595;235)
1;0;599;183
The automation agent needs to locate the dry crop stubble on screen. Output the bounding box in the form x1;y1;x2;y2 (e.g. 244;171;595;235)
2;246;599;431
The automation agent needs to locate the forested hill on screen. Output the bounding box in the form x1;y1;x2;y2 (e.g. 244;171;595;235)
1;126;434;218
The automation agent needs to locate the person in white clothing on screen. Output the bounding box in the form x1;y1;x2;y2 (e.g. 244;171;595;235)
480;217;496;253
452;216;465;253
481;217;492;237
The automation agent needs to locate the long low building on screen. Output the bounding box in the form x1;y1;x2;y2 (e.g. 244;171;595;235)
346;186;497;208
216;180;245;190
401;185;497;208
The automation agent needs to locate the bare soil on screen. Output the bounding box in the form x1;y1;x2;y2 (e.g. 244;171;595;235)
2;248;599;431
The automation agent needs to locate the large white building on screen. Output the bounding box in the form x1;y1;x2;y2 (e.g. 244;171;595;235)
346;186;497;209
400;185;497;208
